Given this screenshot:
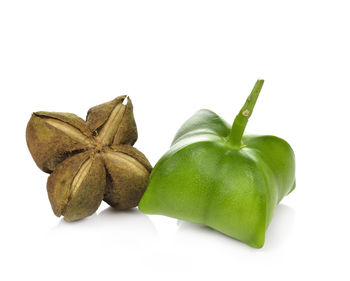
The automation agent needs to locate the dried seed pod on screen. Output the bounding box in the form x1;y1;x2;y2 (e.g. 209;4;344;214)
47;152;106;221
26;112;93;173
26;96;151;221
103;146;152;209
86;96;137;145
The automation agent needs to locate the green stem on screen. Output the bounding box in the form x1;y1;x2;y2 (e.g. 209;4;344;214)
227;79;264;149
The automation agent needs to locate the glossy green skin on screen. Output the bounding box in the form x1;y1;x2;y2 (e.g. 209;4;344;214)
139;109;295;248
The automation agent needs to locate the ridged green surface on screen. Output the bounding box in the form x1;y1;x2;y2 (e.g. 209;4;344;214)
139;81;296;248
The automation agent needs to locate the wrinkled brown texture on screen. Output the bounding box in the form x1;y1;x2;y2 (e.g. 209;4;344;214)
26;96;152;221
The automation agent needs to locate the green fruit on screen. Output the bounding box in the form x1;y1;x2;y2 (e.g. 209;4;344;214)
139;80;295;248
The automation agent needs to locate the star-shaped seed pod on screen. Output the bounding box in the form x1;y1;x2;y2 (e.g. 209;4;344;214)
26;96;152;221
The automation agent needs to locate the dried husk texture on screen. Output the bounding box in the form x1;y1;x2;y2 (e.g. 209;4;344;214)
86;96;137;145
111;145;153;172
26;112;93;173
47;152;106;221
27;96;151;221
103;148;151;209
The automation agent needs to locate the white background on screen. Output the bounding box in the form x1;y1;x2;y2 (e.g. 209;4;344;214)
1;0;349;280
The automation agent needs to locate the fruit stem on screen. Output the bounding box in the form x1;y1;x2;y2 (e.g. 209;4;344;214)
227;79;264;149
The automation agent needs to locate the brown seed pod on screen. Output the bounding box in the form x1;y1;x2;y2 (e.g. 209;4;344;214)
26;96;152;221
